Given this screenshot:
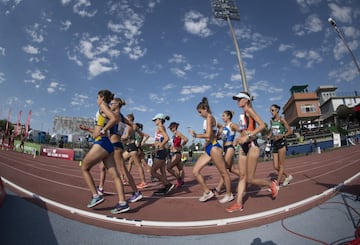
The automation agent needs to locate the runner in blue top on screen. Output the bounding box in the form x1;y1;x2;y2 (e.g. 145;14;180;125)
79;90;129;214
108;98;143;203
213;110;240;194
189;97;234;204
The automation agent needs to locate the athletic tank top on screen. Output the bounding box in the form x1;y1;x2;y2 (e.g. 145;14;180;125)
203;119;218;134
95;110;108;141
271;118;285;136
95;110;107;127
221;123;235;142
109;113;127;136
173;135;182;147
155;130;164;142
239;113;256;132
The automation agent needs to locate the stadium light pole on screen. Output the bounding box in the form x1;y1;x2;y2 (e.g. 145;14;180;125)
328;17;360;74
211;0;249;93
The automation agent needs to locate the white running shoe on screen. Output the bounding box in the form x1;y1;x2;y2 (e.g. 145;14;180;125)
219;193;234;204
282;175;293;186
199;191;215;202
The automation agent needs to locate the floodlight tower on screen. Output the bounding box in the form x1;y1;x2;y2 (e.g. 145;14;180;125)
328;17;360;74
211;0;249;92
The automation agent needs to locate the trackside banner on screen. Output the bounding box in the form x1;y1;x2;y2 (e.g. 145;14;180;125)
40;146;74;160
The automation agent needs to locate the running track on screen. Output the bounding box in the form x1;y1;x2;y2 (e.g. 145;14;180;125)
1;145;359;236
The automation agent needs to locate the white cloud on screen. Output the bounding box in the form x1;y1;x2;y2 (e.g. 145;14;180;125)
88;57;115;78
163;83;176;90
123;45;146;60
296;0;322;12
149;93;165;104
107;5;146;60
1;0;23;15
328;62;359;82
199;72;219;80
278;43;294;52
184;10;212;38
0;46;5;56
328;3;352;24
25;99;34;106
67;51;83;66
141;64;162;74
61;0;72;5
292;49;323;68
79;39;95;59
73;0;97;17
71;93;89;106
7;96;19;105
305;14;322;33
170;68;186;78
22;45;39;54
30;69;45;80
169;54;186;64
293;14;322;36
25;23;46;43
60;20;71;31
71;34;123;76
128;105;147;112
235;27;276;59
0;72;5;84
181;85;211;95
47;81;65;94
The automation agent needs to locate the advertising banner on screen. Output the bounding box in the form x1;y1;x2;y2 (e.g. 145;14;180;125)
333;133;341;148
40;146;74;160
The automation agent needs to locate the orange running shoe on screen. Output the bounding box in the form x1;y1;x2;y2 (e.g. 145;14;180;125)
136;182;148;189
270;180;279;198
226;203;244;213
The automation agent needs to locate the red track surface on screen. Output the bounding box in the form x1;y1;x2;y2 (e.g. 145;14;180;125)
1;145;360;236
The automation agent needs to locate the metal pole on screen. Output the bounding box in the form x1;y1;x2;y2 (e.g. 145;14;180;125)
226;15;249;92
329;18;360;74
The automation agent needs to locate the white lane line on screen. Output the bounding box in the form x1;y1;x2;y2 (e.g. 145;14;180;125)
1;172;359;229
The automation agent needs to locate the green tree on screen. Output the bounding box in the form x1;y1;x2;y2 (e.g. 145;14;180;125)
0;119;14;134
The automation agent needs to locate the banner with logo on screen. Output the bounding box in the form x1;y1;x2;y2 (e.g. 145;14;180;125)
40;146;74;160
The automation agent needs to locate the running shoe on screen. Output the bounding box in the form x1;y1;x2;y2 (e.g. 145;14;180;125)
128;191;143;203
153;188;166;195
110;202;130;214
211;187;224;195
165;183;175;194
136;182;148;189
87;194;104;208
175;178;185;188
226;203;244;213
282;175;293;186
270;180;279;198
219;193;234;204
180;178;185;186
96;186;104;196
122;179;129;185
199;191;215;202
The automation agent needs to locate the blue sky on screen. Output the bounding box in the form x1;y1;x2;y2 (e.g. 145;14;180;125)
0;0;359;142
